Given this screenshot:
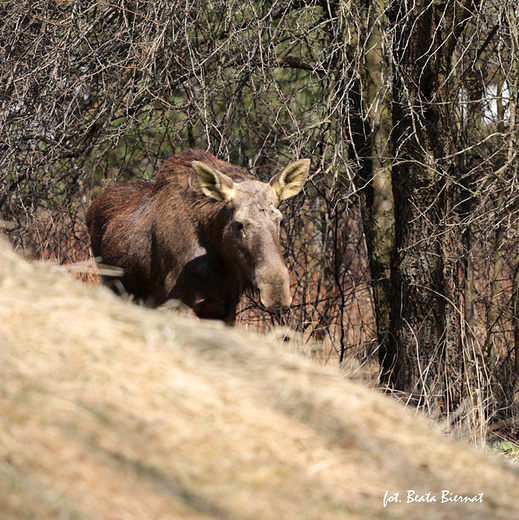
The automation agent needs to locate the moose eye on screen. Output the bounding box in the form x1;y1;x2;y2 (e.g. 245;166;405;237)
234;220;246;236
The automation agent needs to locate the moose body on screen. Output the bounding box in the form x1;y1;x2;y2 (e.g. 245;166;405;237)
86;149;309;323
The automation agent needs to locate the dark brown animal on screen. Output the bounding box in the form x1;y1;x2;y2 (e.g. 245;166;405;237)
86;149;310;323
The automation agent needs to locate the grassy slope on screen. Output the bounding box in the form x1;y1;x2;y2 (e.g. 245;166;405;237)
0;240;518;520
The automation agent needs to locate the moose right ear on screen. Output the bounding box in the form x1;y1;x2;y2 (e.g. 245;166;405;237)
270;159;310;202
192;161;236;202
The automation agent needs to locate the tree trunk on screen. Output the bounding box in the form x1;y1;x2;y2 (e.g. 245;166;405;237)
361;0;394;369
339;0;395;367
507;5;519;403
384;0;478;411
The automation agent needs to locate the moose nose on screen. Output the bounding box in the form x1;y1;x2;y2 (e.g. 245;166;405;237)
258;278;293;311
255;262;292;311
261;297;292;312
265;294;292;310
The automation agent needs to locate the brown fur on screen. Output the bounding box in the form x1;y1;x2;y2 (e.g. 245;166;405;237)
86;149;309;323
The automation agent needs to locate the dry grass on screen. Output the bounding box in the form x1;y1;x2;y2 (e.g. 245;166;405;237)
0;240;518;520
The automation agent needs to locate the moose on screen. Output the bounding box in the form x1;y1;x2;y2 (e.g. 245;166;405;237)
86;149;310;324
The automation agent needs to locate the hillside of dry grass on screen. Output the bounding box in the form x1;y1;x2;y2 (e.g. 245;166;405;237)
0;239;518;520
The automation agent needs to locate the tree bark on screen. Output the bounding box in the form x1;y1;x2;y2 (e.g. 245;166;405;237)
384;0;479;411
362;0;394;368
507;5;519;402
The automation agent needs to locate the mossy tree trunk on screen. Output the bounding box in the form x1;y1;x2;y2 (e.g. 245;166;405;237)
507;6;519;403
358;0;394;368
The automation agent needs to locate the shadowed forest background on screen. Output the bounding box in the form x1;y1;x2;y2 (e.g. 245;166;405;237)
1;0;519;444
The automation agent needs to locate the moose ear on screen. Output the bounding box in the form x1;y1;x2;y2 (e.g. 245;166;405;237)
270;159;310;202
192;161;236;202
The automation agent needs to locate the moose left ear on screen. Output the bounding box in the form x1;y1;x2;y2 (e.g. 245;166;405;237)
192;161;236;202
270;159;310;202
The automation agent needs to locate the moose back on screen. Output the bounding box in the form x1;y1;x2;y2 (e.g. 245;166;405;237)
86;149;310;323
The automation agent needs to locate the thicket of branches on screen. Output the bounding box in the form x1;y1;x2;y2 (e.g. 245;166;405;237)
2;0;519;442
